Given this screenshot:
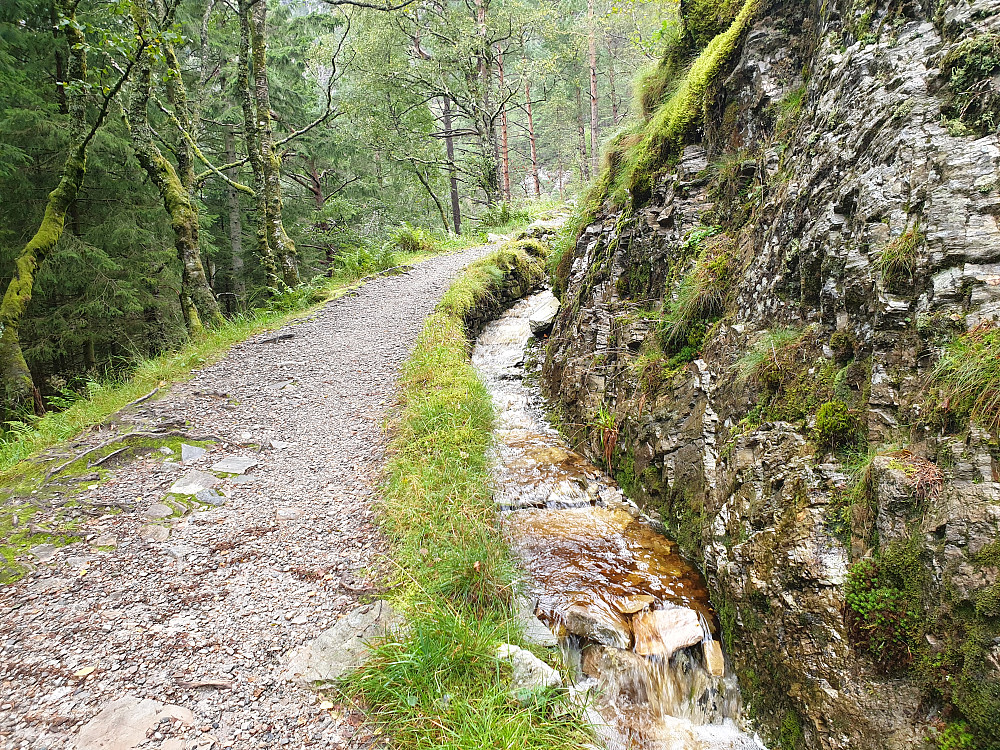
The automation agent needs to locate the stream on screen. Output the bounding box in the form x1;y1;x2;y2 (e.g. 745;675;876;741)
471;292;766;750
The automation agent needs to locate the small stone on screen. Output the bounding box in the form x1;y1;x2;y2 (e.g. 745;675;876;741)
30;543;57;562
195;489;226;507
282;601;402;685
632;606;703;659
75;696;193;750
613;595;656;614
141;525;170;542
159;446;174;456
210;456;258;474
290;615;308;625
704;639;725;676
276;506;305;521
169;470;220;495
528;292;561;336
181;444;207;463
143;503;173;520
270;440;292;450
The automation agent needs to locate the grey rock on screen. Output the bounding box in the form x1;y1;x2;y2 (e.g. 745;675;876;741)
282;600;402;685
516;596;558;648
210;456;258;474
75;695;194;750
195;488;226;506
180;443;207;463
158;446;173;456
91;534;118;548
276;506;305;521
168;470;220;495
30;543;57;562
496;643;561;700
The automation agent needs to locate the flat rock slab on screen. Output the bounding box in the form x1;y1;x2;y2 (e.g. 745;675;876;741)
632;606;703;659
143;503;173;520
180;444;207;463
141;525;170;542
169;470;220;495
75;695;193;750
704;639;725;676
283;600;401;686
30;544;57;562
210;456;258;474
563;601;631;650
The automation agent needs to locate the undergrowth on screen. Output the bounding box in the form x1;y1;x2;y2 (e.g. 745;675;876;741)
933;323;1000;435
341;242;587;748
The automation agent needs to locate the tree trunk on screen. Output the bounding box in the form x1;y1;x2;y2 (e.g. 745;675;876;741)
576;85;589;181
474;0;501;206
588;0;600;176
497;48;511;202
524;73;541;198
250;0;299;288
609;60;619;125
413;166;450;232
1;0;90;416
442;96;462;234
237;0;280;291
225;124;245;311
128;0;222;332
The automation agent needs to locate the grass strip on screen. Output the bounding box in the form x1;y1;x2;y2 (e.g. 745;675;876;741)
340;244;589;749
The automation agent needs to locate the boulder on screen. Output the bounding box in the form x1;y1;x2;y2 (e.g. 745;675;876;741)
563;601;631;650
632;607;703;659
528;293;560;336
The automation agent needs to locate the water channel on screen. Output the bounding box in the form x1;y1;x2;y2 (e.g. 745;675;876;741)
471;292;766;750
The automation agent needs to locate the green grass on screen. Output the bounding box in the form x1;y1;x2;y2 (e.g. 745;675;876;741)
933;325;1000;435
340;242;587;749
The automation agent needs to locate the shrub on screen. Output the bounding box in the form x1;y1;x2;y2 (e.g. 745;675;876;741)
941;34;1000;134
814;400;857;450
844;540;925;672
393;222;439;255
476;202;531;233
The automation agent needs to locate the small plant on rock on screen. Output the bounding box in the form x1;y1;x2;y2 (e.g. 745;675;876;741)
933;322;1000;435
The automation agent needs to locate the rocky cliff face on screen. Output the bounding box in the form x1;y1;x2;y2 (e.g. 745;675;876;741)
543;0;1000;747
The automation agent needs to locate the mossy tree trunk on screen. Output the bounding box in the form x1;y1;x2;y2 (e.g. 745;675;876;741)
240;0;298;289
0;0;88;416
127;0;222;332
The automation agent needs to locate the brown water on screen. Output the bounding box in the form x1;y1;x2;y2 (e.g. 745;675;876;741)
472;293;766;750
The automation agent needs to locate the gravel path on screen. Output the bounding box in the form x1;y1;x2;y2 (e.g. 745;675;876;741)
0;246;492;750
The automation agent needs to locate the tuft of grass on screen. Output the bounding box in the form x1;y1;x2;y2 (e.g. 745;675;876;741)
394;223;440;255
933;323;1000;435
660;229;732;352
876;227;921;294
343;241;587;748
735;326;809;387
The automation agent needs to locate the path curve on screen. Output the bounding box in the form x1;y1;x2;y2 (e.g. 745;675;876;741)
0;245;492;750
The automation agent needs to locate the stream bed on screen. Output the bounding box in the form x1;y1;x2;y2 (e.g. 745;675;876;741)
472;292;766;750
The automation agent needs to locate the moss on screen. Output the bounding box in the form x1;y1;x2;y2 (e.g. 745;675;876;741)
778;709;806;750
829;330;855;363
681;0;743;49
941;34;1000;134
592;0;760;208
814;400;859;450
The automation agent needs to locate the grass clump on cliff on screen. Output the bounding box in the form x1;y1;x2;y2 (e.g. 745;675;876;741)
933;323;1000;435
876;227;921;294
342;243;588;749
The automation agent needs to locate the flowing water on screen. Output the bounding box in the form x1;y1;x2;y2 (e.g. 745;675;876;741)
472;292;766;750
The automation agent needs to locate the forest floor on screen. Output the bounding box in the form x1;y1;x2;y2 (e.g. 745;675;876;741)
0;243;493;750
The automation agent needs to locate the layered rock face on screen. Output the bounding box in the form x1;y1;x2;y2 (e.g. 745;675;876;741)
543;0;1000;747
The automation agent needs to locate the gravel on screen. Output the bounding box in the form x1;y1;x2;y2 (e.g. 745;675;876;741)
0;246;492;750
